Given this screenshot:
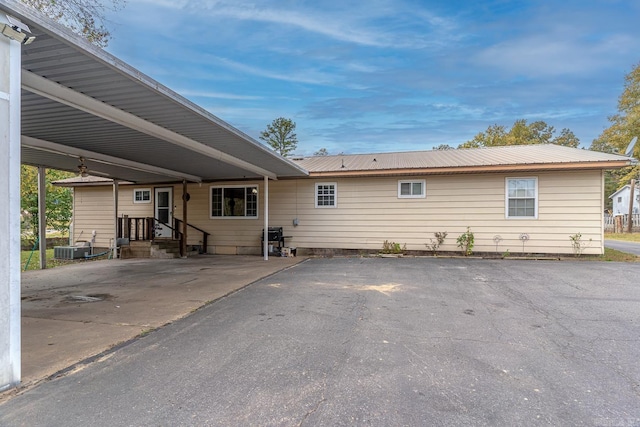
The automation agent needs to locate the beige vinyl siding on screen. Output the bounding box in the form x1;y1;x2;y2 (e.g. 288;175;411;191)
72;186;115;249
73;185;158;249
263;170;604;255
174;182;265;253
120;187;156;217
190;170;604;255
70;169;605;255
174;184;209;247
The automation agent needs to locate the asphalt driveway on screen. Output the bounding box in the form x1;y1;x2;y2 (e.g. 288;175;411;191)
605;239;640;256
1;258;639;426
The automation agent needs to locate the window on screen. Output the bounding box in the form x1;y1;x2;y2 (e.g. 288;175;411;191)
506;178;537;218
210;186;258;218
618;196;623;203
133;189;151;203
315;183;337;208
398;180;426;198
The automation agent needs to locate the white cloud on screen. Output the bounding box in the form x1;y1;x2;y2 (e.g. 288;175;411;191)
208;55;339;86
132;0;460;49
206;6;390;47
474;28;638;77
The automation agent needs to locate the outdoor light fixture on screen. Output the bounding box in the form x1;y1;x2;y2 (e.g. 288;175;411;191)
1;15;35;45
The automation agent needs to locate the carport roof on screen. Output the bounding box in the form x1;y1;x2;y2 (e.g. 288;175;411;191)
0;0;308;183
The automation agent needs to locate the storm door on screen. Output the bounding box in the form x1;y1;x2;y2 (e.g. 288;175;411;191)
154;187;173;238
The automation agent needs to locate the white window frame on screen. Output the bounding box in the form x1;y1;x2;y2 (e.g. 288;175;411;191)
398;179;426;199
505;177;538;219
209;185;259;219
133;188;151;204
315;182;337;208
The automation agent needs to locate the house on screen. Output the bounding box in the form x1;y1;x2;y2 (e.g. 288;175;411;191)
0;0;630;394
55;144;632;257
609;185;640;216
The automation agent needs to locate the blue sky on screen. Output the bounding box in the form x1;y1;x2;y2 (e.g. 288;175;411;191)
104;0;639;156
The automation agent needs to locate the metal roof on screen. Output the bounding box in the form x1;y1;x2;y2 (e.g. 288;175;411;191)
0;0;308;183
293;144;634;176
51;175;126;187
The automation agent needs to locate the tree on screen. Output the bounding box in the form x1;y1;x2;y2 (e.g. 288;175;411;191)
21;166;74;240
590;62;640;188
433;144;454;150
314;148;329;156
20;0;125;47
259;117;298;157
459;120;580;149
459;124;507;149
553;128;580;148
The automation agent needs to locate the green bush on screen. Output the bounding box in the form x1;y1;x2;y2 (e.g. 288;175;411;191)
381;240;406;254
425;231;447;255
456;227;474;256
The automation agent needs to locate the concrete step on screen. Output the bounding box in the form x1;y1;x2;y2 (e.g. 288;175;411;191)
119;239;191;259
129;241;151;248
150;240;181;259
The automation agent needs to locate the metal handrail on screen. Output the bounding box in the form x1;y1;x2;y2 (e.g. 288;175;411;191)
174;218;209;254
118;216;210;255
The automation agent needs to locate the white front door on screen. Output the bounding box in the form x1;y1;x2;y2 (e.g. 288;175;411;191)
154;187;173;238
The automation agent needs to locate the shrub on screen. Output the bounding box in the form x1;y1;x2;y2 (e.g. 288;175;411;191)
381;240;406;254
569;232;591;257
425;231;448;255
456;227;474;256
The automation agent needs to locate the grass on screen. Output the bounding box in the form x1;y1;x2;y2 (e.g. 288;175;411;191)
598;247;639;262
21;248;110;271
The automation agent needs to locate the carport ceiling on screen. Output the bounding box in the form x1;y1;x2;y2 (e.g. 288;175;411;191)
2;0;308;183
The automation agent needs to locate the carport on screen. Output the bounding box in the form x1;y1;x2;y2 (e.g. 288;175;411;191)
0;0;307;390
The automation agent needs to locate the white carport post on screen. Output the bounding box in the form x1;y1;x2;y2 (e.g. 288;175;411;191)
263;176;269;261
0;16;23;391
37;166;47;269
113;180;119;259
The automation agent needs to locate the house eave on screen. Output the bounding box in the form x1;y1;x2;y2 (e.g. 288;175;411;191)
305;161;633;178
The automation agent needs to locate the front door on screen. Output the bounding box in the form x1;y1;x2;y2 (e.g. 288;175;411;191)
154;187;173;238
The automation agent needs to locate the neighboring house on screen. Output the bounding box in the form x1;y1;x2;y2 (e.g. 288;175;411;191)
55;144;632;256
609;185;640;216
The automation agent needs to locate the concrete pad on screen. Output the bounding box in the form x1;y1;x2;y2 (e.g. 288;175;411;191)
18;255;304;388
22;317;140;383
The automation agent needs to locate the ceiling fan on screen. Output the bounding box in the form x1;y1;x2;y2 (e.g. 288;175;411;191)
77;157;89;177
75;156;114;179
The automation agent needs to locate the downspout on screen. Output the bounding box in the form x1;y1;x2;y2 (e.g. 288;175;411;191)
264;176;269;261
37;166;46;269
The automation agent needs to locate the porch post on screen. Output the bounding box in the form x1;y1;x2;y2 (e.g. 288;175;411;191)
264;176;269;261
0;18;23;391
113;180;119;258
37;166;47;269
182;180;188;257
